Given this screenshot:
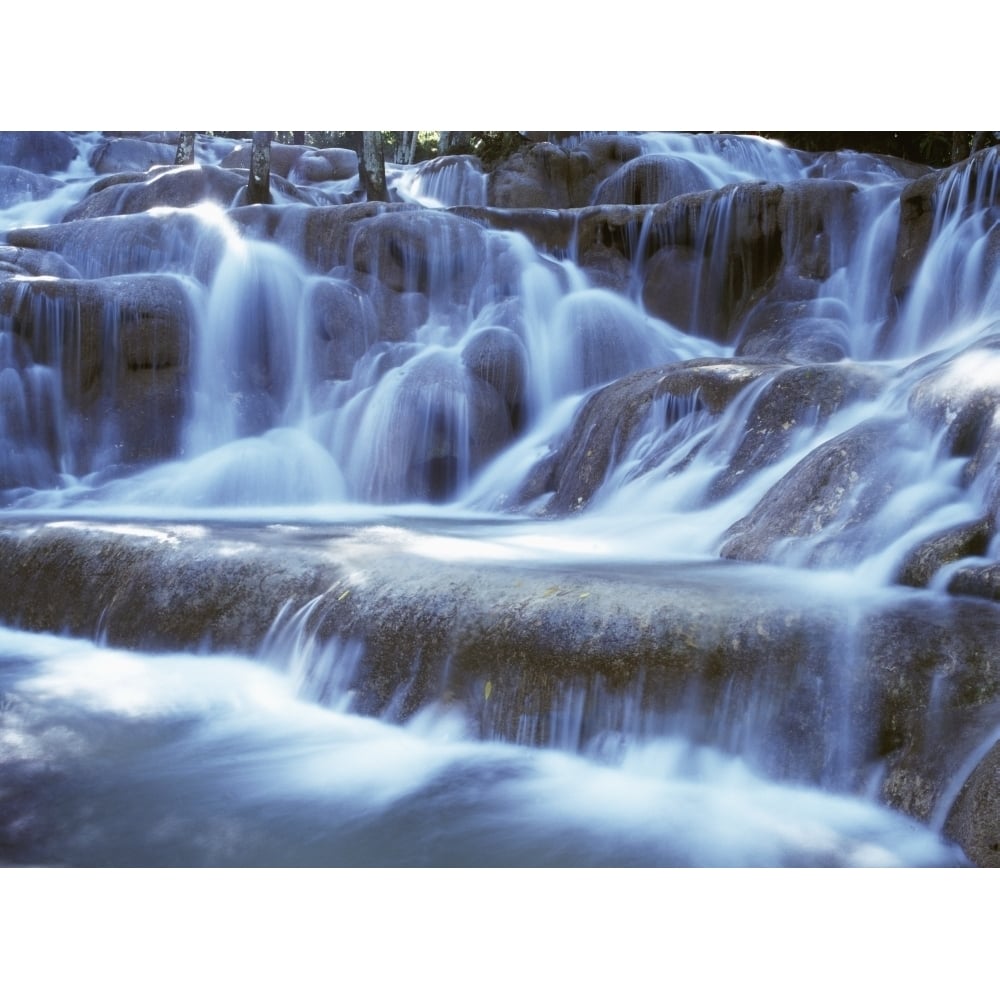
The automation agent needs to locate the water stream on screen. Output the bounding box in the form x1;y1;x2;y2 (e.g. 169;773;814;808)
2;131;999;865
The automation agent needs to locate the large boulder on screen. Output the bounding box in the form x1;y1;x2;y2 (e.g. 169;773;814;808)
0;273;192;472
709;363;887;499
6;211;228;282
87;137;177;174
592;153;714;205
62;164;247;221
720;419;901;564
0;132;78;174
514;359;781;514
0;165;62;209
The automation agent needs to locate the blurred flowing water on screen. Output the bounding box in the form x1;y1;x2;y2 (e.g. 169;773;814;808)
2;132;999;864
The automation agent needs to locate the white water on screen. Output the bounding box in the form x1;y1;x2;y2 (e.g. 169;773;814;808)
0;627;960;866
2;132;999;865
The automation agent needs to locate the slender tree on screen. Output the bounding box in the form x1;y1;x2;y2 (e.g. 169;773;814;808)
248;131;273;205
175;132;196;165
359;131;389;201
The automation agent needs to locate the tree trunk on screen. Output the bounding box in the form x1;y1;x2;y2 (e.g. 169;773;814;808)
439;132;469;155
292;131;306;146
971;131;987;155
248;131;273;205
175;132;196;165
951;131;968;164
360;131;389;202
393;131;420;165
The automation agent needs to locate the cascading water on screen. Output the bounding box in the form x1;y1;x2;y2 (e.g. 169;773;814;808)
2;130;999;866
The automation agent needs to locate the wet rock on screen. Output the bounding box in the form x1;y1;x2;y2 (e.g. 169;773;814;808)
516;359;779;514
0;519;996;863
410;155;486;206
944;739;1000;868
7;211;228;282
0;165;62;209
461;326;528;432
891;147;1000;301
0;132;78;174
641;245;704;332
592;154;714;205
291;147;358;183
219;141;350;180
308;278;378;380
487;141;598;209
62;164;247;221
0;246;81;280
908;337;1000;460
344;351;513;502
720;419;900;564
0;273;192;470
896;519;993;588
947;563;1000;602
350;209;488;297
87;137;176;174
735;300;852;362
710;363;887;499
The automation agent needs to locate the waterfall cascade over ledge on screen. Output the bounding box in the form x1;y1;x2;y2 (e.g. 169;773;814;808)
1;131;999;866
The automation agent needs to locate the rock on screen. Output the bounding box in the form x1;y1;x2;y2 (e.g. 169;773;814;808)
0;132;77;174
710;363;887;499
292;147;359;183
0;246;81;280
62;164;248;221
461;326;528;432
87;137;176;174
308;278;378;380
0;519;996;862
350;208;488;299
487;142;597;209
944;739;1000;868
592;153;713;205
896;519;993;588
515;359;779;514
0;273;192;471
907;336;1000;460
342;350;513;501
7;211;228;282
720;419;900;564
891;147;1000;301
735;302;851;362
0;165;62;209
947;563;1000;602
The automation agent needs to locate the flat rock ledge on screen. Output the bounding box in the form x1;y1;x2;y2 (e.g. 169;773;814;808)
1;517;998;866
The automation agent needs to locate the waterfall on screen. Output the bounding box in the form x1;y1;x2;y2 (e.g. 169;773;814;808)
2;130;1000;867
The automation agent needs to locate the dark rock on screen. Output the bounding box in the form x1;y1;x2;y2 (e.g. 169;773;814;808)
350;208;488;298
710;363;887;499
461;326;528;431
0;273;192;471
891;147;1000;301
896;519;993;588
592;154;713;205
735;306;851;363
947;563;1000;602
944;739;1000;868
516;359;779;514
720;419;900;564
